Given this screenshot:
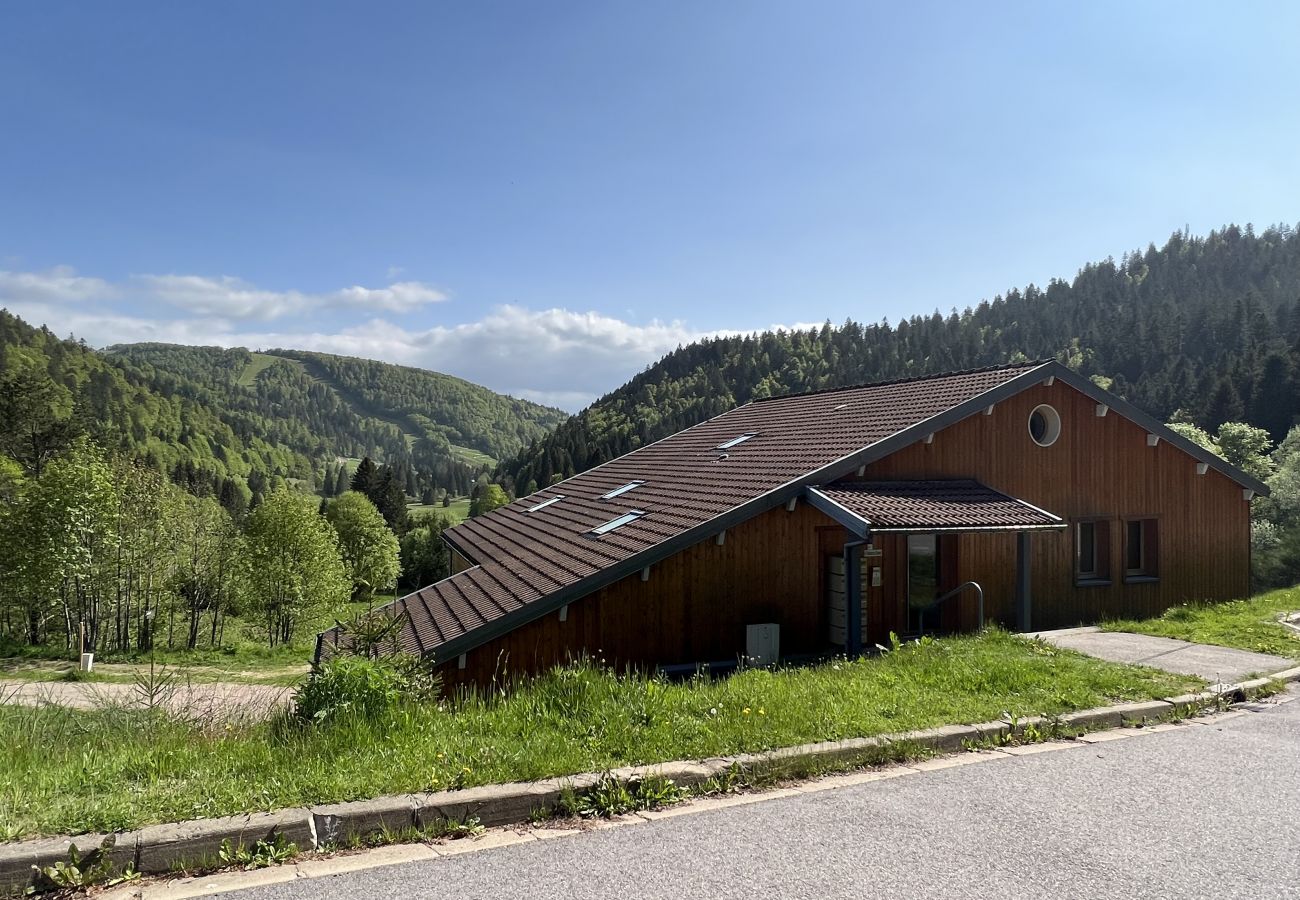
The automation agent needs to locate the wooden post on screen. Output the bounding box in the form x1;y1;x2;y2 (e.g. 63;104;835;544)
1015;532;1032;631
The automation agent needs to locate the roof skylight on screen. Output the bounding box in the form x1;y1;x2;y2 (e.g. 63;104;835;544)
600;480;645;500
715;432;758;450
526;496;564;513
588;510;645;536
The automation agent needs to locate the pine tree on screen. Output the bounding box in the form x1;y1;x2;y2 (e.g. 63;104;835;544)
350;457;377;495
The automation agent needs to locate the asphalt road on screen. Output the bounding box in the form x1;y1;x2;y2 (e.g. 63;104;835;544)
217;692;1300;900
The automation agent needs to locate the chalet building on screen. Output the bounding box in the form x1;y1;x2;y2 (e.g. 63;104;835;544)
317;361;1267;688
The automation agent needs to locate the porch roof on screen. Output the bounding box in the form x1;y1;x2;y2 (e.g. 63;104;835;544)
805;480;1067;536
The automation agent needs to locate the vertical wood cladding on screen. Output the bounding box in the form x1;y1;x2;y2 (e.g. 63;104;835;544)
444;501;846;689
854;380;1250;628
443;378;1251;687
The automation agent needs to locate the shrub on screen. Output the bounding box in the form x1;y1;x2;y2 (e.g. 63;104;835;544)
294;609;442;724
293;656;408;724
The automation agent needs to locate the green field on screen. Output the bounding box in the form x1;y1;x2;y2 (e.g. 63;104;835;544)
450;444;496;468
408;496;470;525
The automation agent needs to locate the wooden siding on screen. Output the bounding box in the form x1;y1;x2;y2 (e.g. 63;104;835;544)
850;379;1251;629
443;501;847;689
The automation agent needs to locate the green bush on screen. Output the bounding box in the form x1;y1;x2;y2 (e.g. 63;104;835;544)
293;656;407;724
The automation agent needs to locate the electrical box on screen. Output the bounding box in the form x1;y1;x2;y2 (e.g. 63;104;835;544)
870;566;882;587
746;623;780;666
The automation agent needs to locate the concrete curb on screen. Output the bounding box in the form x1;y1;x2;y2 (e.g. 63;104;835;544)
4;666;1298;895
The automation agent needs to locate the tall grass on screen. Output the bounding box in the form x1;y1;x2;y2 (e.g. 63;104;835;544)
0;629;1197;841
1103;586;1300;659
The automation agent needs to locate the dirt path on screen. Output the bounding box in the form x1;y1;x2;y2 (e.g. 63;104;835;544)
0;678;293;719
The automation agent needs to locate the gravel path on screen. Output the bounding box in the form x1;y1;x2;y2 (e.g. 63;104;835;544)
0;678;292;719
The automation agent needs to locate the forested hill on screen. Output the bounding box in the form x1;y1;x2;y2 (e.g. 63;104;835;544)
498;224;1300;495
0;313;565;512
107;344;566;464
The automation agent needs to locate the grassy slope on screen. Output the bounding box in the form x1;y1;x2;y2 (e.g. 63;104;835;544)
1102;587;1300;659
0;629;1197;840
237;352;295;386
449;445;496;468
408;496;470;525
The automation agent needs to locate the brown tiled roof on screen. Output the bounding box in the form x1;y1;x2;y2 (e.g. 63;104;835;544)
808;480;1065;533
318;361;1057;662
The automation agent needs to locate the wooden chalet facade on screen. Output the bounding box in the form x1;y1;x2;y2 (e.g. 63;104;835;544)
316;361;1267;688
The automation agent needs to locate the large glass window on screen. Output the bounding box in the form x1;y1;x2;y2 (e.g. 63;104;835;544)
907;534;939;632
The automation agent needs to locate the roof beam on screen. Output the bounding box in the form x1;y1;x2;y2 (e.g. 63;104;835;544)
804;487;872;539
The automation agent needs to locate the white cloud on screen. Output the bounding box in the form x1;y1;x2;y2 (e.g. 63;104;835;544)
135;274;447;319
1;265;789;411
0;267;447;321
0;266;117;304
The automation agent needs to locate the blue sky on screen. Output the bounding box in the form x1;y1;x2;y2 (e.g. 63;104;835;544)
2;2;1298;409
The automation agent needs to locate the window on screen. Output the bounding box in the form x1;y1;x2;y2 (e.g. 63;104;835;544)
1075;519;1111;584
526;496;563;513
600;480;645;500
1028;404;1061;447
715;432;758;450
906;534;940;632
1124;518;1159;580
588;510;645;536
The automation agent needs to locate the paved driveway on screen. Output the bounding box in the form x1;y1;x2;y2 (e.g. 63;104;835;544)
1029;626;1293;684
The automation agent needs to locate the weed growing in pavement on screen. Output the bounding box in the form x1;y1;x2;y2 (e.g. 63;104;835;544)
557;773;686;819
27;836;140;894
217;833;298;870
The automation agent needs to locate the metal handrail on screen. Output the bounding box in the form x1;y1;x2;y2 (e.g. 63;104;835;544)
916;580;984;630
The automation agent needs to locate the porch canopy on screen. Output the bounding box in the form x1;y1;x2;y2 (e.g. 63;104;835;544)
804;479;1065;538
806;480;1067;644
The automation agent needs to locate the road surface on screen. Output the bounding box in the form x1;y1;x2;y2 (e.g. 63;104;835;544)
198;688;1299;900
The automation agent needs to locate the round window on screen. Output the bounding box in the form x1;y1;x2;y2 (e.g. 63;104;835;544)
1028;404;1061;447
